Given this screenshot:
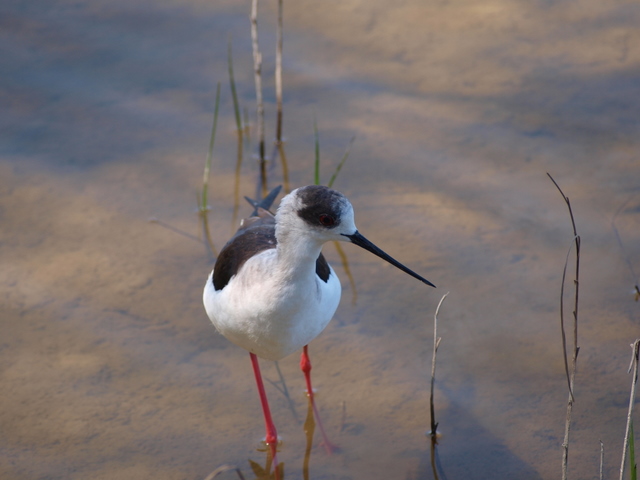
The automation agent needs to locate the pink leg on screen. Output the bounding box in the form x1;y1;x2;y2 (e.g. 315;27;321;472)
300;345;338;454
250;353;280;477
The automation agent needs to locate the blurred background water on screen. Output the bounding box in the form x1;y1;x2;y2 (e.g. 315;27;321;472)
1;0;639;479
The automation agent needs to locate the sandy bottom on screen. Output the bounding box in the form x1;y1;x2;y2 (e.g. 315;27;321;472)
2;1;639;479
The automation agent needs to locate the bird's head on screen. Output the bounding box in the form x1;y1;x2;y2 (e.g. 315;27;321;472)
276;185;435;288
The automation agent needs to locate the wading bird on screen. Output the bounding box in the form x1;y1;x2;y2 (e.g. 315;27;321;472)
203;185;435;475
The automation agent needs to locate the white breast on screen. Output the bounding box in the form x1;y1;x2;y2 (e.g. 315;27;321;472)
203;249;342;361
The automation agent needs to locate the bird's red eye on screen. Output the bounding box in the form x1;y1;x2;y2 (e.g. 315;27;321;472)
319;214;335;226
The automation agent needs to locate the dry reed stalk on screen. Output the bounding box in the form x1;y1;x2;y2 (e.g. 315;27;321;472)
250;0;267;195
601;440;605;480
271;2;289;214
227;37;244;228
232;133;243;229
430;439;441;480
427;293;448;480
620;339;640;480
547;173;581;480
429;292;448;437
313;116;320;185
276;142;290;193
275;0;283;143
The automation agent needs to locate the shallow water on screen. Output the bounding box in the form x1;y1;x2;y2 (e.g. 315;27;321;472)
1;0;639;479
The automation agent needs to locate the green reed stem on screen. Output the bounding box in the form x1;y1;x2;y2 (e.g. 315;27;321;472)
313;117;320;185
228;36;242;132
327;135;355;188
201;82;221;212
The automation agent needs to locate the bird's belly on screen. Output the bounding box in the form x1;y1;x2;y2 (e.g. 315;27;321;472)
203;269;341;361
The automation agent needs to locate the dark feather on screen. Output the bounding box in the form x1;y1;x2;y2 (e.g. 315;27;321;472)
315;253;331;283
213;210;331;290
244;185;282;216
213;221;277;291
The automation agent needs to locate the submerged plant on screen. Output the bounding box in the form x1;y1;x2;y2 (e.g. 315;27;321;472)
200;82;221;213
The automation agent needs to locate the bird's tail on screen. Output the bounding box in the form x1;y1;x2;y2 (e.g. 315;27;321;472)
244;185;283;216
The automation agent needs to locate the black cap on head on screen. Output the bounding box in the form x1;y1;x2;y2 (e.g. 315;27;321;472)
296;186;347;229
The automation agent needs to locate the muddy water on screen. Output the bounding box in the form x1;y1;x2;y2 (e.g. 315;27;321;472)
1;0;639;479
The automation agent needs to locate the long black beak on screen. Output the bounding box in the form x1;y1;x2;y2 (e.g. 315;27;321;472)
343;231;436;288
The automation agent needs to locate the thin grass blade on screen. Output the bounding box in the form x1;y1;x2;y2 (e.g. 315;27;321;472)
228;36;242;132
313;116;320;185
201;82;221;211
327;135;355;188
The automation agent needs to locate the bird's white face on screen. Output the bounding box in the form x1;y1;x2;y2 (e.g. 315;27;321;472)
330;204;357;239
276;185;358;244
277;185;436;288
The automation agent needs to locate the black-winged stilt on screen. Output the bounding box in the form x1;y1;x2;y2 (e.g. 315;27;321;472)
203;185;435;474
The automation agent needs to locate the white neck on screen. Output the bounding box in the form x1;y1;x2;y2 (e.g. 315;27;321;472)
274;225;324;283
